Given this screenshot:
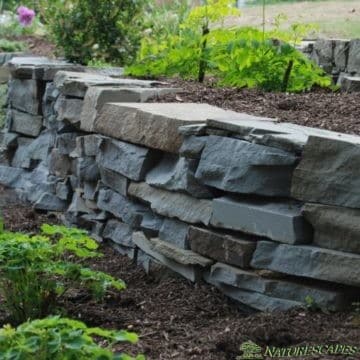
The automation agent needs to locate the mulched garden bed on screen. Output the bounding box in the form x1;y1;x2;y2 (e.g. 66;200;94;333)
1;187;359;360
151;79;360;136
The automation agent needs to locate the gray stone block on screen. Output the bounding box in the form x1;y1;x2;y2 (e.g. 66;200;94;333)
251;241;360;287
291;136;360;208
189;227;256;268
341;76;360;92
33;192;68;211
140;212;163;237
54;96;83;126
133;231;211;282
103;219;134;247
303;203;360;254
312;39;333;73
179;136;207;159
76;157;99;183
159;218;190;249
56;133;79;155
94;103;240;153
49;149;72;178
97;138;159;181
128;182;212;226
333;40;349;72
54;71;162;98
178;124;207;136
67;190;93;215
80;86;179;132
8;79;41;115
97;188;148;227
348;39;360;74
196;136;297;196
208;262;353;311
211;197;312;244
82;134;105;156
82;181;98;201
56;179;71;201
0;165;28;188
146;154;213;198
10;109;43;137
98;165;128;196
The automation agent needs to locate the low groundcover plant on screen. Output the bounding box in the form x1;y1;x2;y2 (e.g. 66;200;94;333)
0;224;125;324
0;315;144;359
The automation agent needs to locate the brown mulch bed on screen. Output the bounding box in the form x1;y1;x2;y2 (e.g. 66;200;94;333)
151;79;360;136
0;188;359;360
9;35;57;58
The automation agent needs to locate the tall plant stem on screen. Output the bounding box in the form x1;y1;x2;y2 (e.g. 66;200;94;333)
198;25;209;83
282;59;293;92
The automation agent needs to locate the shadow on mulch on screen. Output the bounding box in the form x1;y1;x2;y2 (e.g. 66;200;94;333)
0;186;358;360
150;78;360;136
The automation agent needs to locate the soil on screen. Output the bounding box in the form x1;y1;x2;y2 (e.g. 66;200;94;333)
10;35;57;58
151;79;360;136
0;187;359;360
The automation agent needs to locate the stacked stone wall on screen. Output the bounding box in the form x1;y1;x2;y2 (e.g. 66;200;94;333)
0;57;359;312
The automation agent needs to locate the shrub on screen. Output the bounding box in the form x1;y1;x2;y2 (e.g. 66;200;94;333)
126;0;332;92
0;316;144;359
43;0;147;66
0;224;125;324
0;39;25;52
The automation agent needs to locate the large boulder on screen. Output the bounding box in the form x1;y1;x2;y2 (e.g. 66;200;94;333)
195;135;297;197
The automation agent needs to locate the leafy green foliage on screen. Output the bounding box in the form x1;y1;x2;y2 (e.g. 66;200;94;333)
0;39;25;52
0;224;125;323
42;0;147;65
0;316;144;359
126;0;331;92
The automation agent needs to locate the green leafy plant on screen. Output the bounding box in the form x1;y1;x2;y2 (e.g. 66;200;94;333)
0;224;125;324
42;0;147;65
126;0;331;92
0;316;144;359
0;38;25;52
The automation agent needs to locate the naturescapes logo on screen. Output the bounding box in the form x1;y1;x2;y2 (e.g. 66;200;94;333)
237;341;360;359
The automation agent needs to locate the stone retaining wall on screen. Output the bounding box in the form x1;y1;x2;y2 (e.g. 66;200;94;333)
0;57;359;312
300;39;360;91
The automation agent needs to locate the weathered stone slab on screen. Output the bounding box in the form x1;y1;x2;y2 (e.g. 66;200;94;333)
205;279;302;312
189;227;256;268
291;136;360;208
11;137;33;168
178;124;207;136
159;218;190;249
54;96;83;126
54;71;162;98
333;40;349;72
10;109;43;137
80;86;179;132
7;56;84;80
8;79;41;115
302;203;360;254
146;154;212;198
103;219;134;247
251;241;360;287
348;39;360;74
83;181;98;201
43;82;60;118
179;136;207;159
132;231;209;282
56;179;71;201
211;197;312;244
94;103;240;153
67;190;93;215
311;39;333;73
97;188;148;227
208;263;352;311
128;182;212;225
98;166;128;196
341;76;360;92
195;136;297;197
82;135;105;156
97;138;158;181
